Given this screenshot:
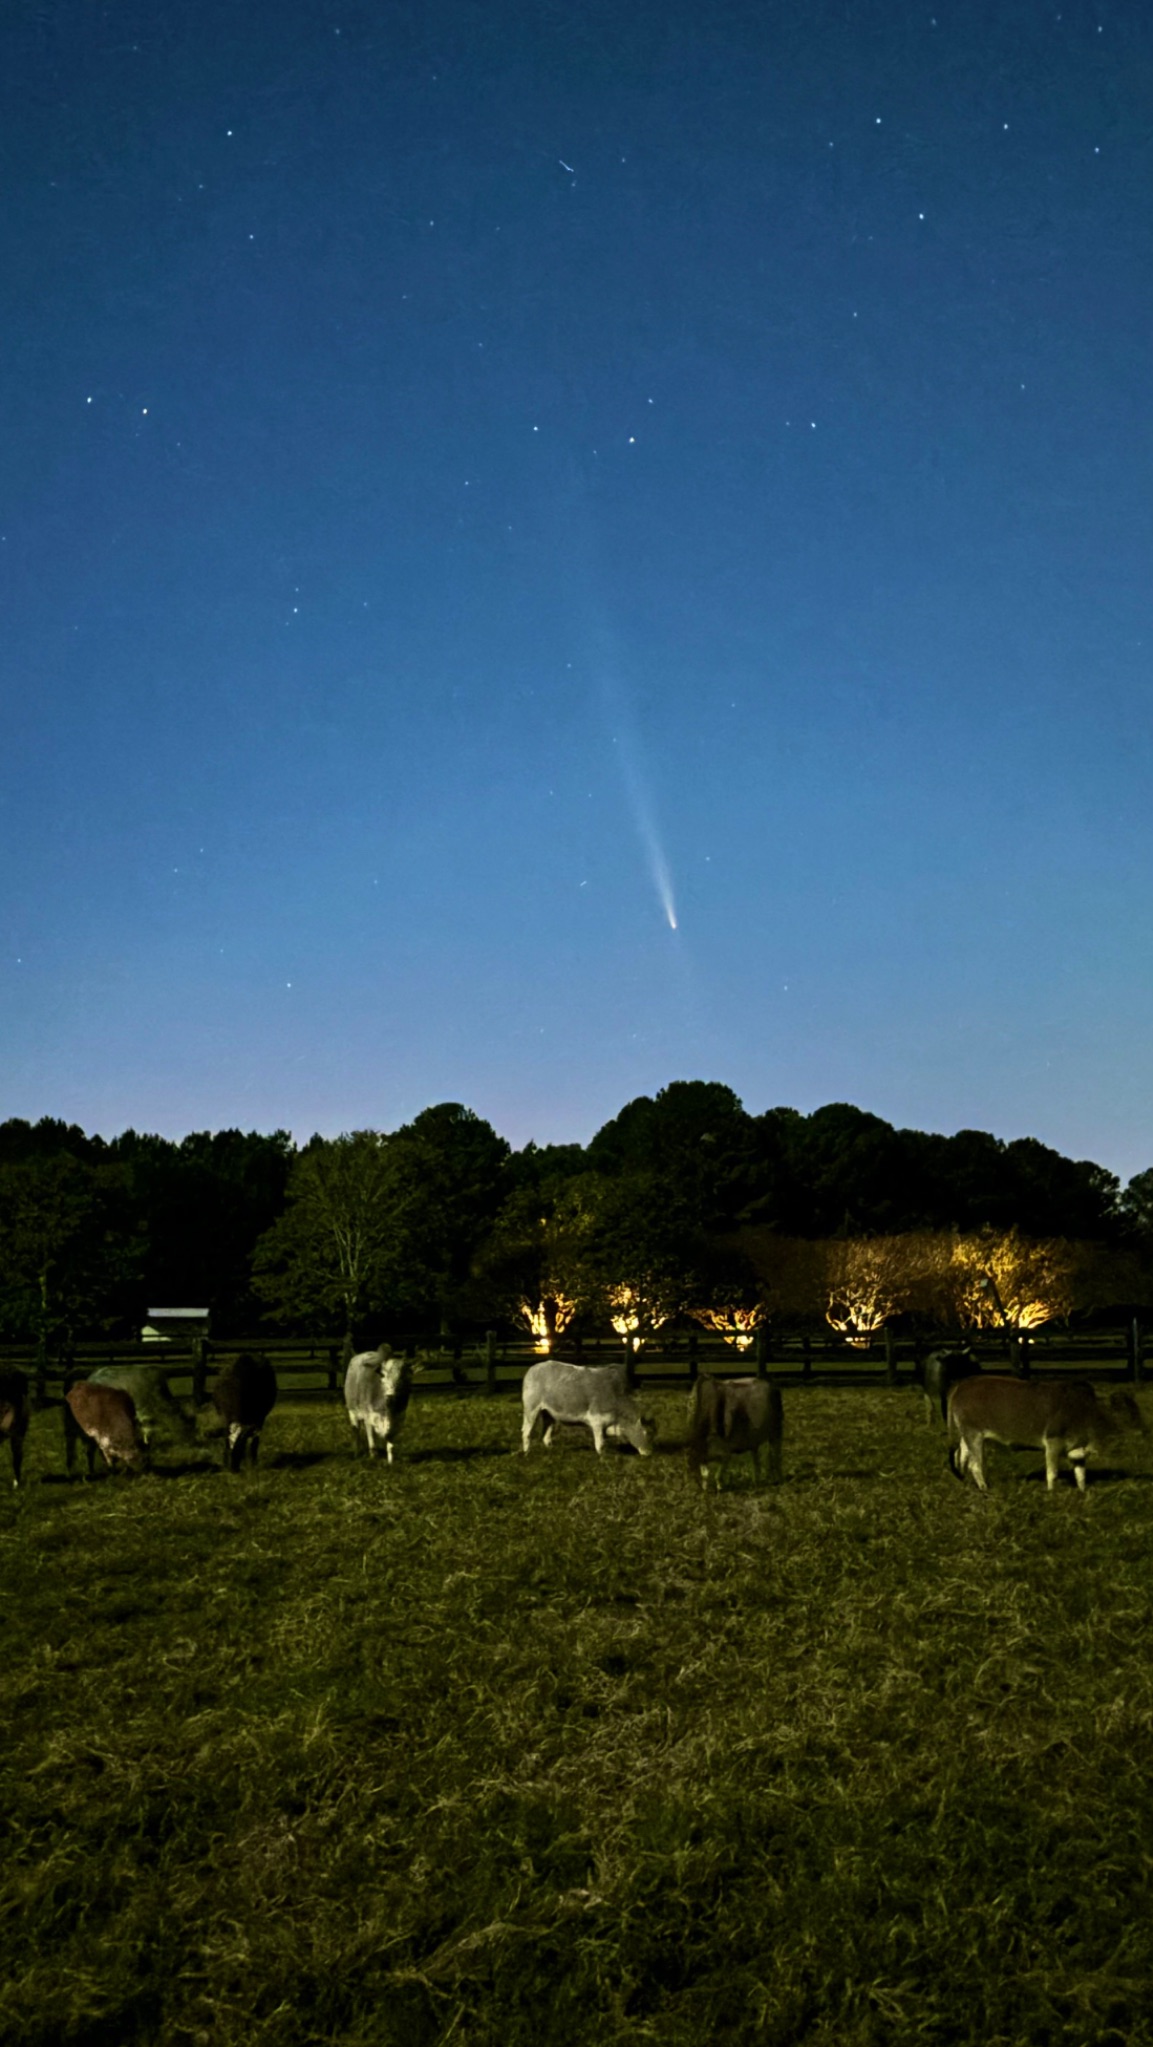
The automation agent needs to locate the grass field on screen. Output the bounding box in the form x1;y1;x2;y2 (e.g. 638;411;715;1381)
3;1384;1153;2047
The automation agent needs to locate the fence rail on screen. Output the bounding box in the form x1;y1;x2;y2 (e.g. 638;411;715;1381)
2;1318;1145;1404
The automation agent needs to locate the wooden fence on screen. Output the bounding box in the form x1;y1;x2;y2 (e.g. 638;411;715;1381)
2;1318;1145;1406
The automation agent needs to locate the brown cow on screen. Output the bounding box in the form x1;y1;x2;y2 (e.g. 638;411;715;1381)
64;1382;147;1477
948;1376;1145;1492
0;1366;30;1487
686;1374;783;1489
211;1352;278;1470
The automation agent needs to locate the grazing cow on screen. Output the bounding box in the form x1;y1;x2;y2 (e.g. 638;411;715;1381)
922;1346;982;1426
211;1352;278;1471
344;1346;413;1463
64;1382;147;1477
686;1373;783;1489
521;1361;655;1457
89;1364;197;1449
0;1366;30;1488
948;1376;1145;1492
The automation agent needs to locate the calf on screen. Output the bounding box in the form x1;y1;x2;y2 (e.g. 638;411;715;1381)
64;1382;147;1477
211;1352;278;1471
521;1360;655;1457
0;1366;30;1487
922;1346;982;1426
344;1346;412;1463
89;1364;197;1449
686;1373;783;1489
948;1376;1145;1492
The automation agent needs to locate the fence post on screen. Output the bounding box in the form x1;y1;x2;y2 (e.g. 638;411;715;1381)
802;1333;813;1382
755;1327;768;1380
485;1329;496;1394
687;1329;699;1385
1009;1330;1030;1379
326;1346;338;1394
883;1326;897;1387
1128;1317;1144;1385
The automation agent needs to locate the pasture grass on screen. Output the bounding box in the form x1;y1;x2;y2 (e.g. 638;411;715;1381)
3;1386;1153;2046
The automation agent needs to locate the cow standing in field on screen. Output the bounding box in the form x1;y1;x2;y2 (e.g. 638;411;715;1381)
344;1346;412;1463
89;1364;198;1449
948;1376;1145;1492
521;1360;655;1457
64;1382;147;1478
211;1352;278;1471
686;1374;783;1490
0;1366;30;1487
921;1346;982;1426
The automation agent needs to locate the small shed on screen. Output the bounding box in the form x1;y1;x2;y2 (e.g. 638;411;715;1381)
141;1307;211;1344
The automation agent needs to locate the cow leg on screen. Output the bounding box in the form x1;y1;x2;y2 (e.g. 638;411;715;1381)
1044;1439;1061;1490
960;1431;987;1491
10;1436;21;1487
248;1431;260;1467
385;1438;395;1465
1068;1449;1088;1492
521;1403;539;1454
589;1417;607;1454
751;1444;762;1485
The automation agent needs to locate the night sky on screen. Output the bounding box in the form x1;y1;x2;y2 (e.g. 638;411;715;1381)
3;1;1150;1175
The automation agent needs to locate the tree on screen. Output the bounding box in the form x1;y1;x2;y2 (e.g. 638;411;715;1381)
472;1174;603;1345
113;1127;293;1333
938;1229;1081;1333
1120;1169;1153;1245
252;1132;398;1339
583;1170;704;1349
587;1081;761;1231
382;1104;511;1327
0;1152;144;1361
822;1234;940;1346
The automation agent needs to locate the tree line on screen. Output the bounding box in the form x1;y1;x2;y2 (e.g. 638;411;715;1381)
2;1084;1152;1354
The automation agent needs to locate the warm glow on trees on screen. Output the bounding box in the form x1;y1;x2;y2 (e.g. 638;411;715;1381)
608;1281;676;1351
687;1302;766;1351
945;1229;1078;1330
823;1235;924;1346
517;1292;578;1352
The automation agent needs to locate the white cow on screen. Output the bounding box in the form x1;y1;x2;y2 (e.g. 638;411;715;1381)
521;1360;655;1457
345;1347;412;1463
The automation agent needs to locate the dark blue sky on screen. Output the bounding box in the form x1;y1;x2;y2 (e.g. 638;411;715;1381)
3;0;1150;1175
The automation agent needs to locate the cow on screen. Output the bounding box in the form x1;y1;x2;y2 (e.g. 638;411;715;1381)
211;1352;278;1471
948;1376;1146;1492
0;1366;30;1487
344;1346;412;1463
64;1382;147;1477
89;1364;198;1449
921;1346;982;1426
521;1360;655;1457
686;1373;783;1490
